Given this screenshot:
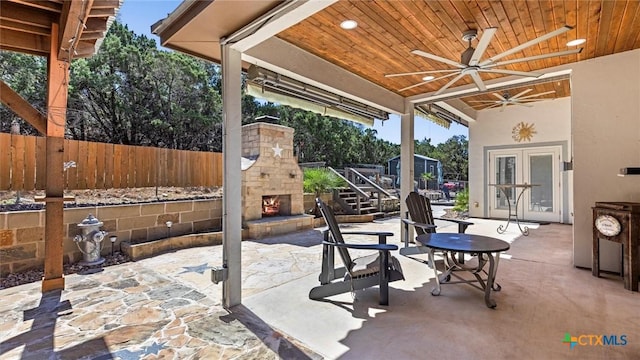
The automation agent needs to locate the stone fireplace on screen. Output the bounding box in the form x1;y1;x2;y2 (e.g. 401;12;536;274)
241;122;312;237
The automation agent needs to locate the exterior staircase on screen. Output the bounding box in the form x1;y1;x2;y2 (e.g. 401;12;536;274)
332;188;381;216
328;167;397;217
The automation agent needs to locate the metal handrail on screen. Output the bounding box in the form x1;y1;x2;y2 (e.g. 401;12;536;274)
327;167;369;199
346;168;395;199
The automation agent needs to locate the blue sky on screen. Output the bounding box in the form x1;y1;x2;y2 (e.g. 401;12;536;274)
118;0;468;145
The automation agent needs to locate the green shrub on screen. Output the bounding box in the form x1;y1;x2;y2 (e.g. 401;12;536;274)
452;187;469;212
303;168;345;195
421;172;434;189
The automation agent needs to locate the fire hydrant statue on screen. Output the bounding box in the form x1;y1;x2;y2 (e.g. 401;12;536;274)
73;214;108;266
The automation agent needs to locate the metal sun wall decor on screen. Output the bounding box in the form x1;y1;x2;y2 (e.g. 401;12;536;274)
512;122;537;142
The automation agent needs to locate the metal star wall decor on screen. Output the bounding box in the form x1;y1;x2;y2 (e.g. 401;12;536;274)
512;122;537;142
272;143;283;157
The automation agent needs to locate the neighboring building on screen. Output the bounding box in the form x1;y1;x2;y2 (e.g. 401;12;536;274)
387;154;442;189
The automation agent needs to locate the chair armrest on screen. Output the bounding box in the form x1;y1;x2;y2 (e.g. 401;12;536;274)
433;217;474;233
340;231;394;237
322;241;398;251
340;231;394;244
433;217;474;226
401;218;437;231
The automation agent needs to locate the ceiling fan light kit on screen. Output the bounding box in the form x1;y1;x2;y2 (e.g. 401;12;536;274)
387;25;583;96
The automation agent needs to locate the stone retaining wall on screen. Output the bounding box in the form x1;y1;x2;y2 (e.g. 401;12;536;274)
0;199;222;277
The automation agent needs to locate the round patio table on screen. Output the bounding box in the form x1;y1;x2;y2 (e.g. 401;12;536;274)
416;233;510;308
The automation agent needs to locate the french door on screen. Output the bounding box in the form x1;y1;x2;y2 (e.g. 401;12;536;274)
488;146;562;222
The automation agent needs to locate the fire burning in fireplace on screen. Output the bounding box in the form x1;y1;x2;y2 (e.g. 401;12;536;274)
262;196;280;217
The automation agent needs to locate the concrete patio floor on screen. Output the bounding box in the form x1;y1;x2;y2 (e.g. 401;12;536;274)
1;213;638;359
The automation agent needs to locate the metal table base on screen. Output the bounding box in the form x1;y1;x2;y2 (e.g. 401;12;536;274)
490;183;539;236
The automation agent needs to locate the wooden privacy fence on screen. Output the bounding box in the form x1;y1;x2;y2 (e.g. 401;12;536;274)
0;133;223;191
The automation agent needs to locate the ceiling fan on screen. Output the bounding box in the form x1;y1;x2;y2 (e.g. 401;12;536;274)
467;89;556;111
386;26;582;95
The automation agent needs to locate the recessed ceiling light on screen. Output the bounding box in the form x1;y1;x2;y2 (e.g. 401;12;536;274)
340;20;358;30
566;38;586;46
422;75;435;81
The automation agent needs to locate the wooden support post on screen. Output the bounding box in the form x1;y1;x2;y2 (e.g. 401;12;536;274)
42;22;67;293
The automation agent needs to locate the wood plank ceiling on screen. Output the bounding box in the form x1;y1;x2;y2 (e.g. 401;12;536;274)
277;0;640;108
0;0;120;61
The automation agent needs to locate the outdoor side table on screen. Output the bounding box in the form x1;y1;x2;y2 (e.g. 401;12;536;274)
489;183;540;236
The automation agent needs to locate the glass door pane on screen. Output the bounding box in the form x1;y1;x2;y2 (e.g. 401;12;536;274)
495;156;516;210
528;154;553;212
523;146;561;222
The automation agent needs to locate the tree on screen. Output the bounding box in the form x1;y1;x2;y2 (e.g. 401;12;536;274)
67;22;223;150
2;21;439;176
421;172;435;190
0;52;47;135
436;135;469;181
415;137;437;158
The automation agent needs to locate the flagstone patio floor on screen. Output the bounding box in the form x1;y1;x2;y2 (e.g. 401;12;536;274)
1;211;638;359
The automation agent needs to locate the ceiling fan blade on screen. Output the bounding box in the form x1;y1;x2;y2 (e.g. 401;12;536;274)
479;25;574;66
385;69;459;78
486;48;583;68
483;103;503;109
492;92;507;101
517;90;556;100
511;88;534;100
434;73;466;95
500;103;508;112
470;27;497;66
467;100;501;103
411;50;466;69
398;71;461;92
514;102;534;107
517;98;553;103
469;71;487;91
478;68;542;77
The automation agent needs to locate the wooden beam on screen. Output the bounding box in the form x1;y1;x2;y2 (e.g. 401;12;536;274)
0;28;50;55
0;45;49;57
11;0;63;13
79;31;104;40
84;17;107;33
58;0;93;61
72;40;97;58
92;0;120;9
0;19;51;36
88;7;115;17
0;1;54;28
42;22;68;293
0;80;47;135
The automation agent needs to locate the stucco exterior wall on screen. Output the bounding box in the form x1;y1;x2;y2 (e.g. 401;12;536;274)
570;49;640;271
469;49;640;272
469;97;572;220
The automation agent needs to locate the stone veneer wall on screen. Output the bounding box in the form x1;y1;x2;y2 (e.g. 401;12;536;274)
0;199;222;277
